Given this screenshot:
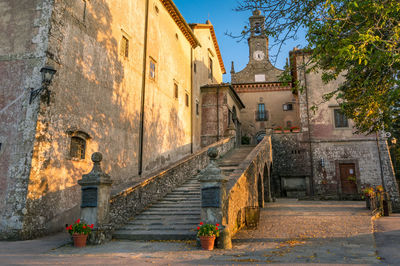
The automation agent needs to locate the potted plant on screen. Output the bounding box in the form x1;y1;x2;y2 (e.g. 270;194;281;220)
290;126;300;133
362;186;374;209
274;126;283;133
66;219;94;248
283;127;291;133
196;222;220;250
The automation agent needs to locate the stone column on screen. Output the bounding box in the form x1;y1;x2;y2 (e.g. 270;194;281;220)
78;152;113;245
198;147;232;249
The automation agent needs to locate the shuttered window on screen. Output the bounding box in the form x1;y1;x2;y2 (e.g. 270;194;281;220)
70;136;86;159
334;109;349;128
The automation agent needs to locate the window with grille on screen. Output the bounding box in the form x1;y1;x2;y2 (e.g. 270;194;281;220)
149;60;156;80
334;109;349;128
70;136;86;159
120;36;129;58
256;103;268;121
174;83;178;99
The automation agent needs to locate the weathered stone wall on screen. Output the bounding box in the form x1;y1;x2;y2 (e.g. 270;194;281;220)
223;136;273;235
271;133;311;197
109;137;235;228
0;0;54;240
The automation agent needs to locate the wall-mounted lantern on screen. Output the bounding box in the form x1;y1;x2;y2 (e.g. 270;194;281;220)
29;66;57;104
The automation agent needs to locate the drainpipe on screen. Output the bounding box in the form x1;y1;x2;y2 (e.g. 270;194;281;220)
138;0;150;176
302;53;315;196
376;132;387;191
190;47;194;154
217;87;220;141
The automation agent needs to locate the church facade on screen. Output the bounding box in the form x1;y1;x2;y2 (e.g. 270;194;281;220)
231;10;400;207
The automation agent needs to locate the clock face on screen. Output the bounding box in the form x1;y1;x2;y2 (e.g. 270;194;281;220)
253;50;265;61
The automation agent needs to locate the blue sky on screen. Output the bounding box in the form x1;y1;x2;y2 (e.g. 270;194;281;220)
173;0;307;83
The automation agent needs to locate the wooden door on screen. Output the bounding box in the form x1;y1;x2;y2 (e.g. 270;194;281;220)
339;164;357;194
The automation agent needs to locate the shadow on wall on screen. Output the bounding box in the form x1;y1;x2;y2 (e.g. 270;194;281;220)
20;0;189;239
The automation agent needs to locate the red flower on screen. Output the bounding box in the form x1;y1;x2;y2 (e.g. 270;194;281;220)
199;222;203;225
76;219;80;224
216;227;219;230
68;225;73;230
216;223;220;226
65;226;69;230
197;227;200;230
90;224;94;229
83;225;86;229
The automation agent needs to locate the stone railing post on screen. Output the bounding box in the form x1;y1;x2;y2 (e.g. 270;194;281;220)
78;152;113;245
198;147;232;249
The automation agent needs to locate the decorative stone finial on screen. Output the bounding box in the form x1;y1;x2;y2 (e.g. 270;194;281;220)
79;152;112;185
92;152;103;163
207;147;218;161
253;9;261;16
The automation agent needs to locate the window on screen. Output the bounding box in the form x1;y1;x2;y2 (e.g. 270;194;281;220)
149;59;156;80
70;136;86;159
256;103;267;121
209;57;213;79
283;103;293;111
120;36;129;58
194;62;197;73
185;93;189;107
174;83;178;99
196;100;199;115
334;109;349;128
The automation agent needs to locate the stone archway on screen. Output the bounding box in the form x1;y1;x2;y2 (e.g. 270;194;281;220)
264;163;272;202
258;173;264;208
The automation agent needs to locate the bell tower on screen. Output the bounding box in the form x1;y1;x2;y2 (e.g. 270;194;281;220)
248;10;268;63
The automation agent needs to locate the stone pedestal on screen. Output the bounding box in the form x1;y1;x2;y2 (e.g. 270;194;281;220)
78;152;113;245
198;147;231;249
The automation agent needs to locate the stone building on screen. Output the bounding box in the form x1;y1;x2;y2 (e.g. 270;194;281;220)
231;10;400;208
0;0;225;239
231;10;300;143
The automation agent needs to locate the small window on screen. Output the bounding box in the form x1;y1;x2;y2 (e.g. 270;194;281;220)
149;59;156;80
209;57;213;79
194;63;197;73
120;36;129;58
70;136;86;159
185;93;189;107
174;83;178;99
196;100;199;115
334;109;349;128
283;103;293;111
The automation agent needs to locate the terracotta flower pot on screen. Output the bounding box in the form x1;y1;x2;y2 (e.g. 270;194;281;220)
72;233;88;248
199;235;216;250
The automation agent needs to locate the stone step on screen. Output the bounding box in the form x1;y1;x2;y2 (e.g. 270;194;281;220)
132;214;200;221
127;220;199;226
113;230;196;241
141;211;200;216
120;224;198;231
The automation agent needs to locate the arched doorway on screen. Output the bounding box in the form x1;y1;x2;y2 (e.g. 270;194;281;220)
255;131;266;144
263;163;272;202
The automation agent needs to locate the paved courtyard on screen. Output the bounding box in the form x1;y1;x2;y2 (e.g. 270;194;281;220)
0;199;396;265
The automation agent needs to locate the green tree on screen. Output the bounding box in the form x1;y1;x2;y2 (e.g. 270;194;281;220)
237;0;400;133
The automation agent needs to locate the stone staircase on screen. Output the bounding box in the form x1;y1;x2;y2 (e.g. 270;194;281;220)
113;176;200;240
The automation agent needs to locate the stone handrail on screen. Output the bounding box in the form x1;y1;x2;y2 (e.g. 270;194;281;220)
109;137;235;228
223;136;272;236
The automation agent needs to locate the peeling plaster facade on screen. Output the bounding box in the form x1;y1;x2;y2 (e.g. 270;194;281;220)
0;0;225;239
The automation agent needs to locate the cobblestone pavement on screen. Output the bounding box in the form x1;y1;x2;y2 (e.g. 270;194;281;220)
0;199;383;265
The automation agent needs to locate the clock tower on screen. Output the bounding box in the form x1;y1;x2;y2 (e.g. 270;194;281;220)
231;10;283;83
